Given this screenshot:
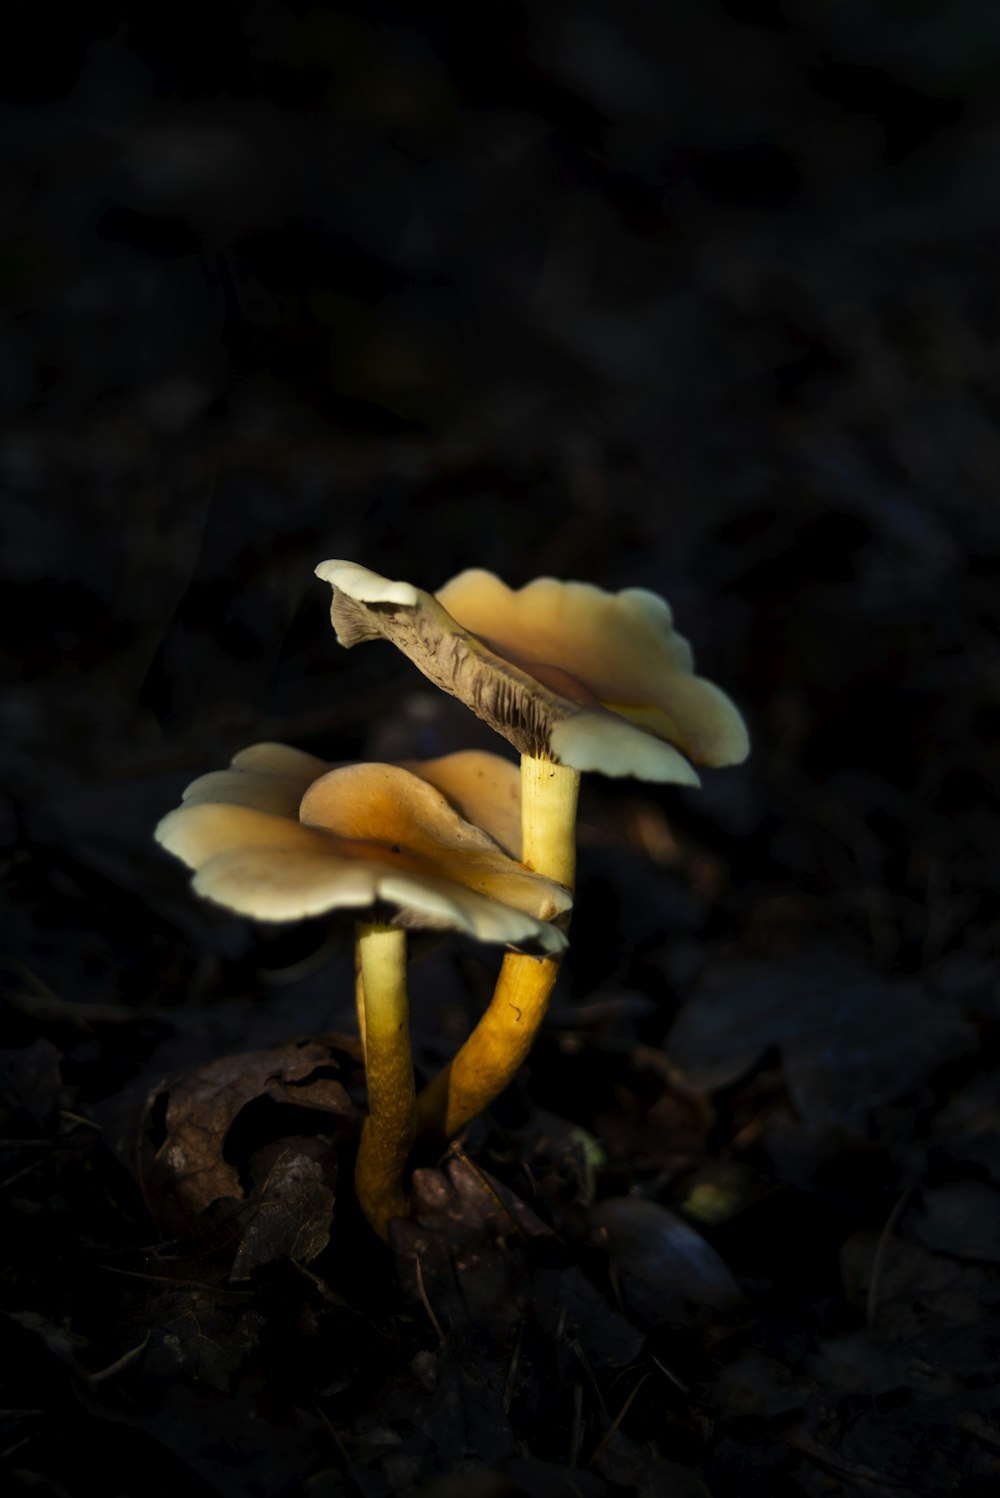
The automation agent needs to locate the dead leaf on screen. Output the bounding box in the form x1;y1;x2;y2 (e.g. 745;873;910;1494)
141;1036;362;1261
229;1136;340;1278
0;1038;65;1127
589;1196;745;1330
906;1182;1000;1264
668;952;974;1130
842;1230;1000;1341
931;1071;1000;1184
143;1290;265;1392
398;1156;644;1366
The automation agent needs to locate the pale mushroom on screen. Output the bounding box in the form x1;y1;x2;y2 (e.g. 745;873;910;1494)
315;561;749;1139
180;742;527;1063
156;752;569;1240
181;742;524;863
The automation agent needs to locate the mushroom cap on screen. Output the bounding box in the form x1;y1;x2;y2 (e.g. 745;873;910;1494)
397;750;522;859
315;561;749;782
180;743;523;859
157;753;567;955
180;742;331;818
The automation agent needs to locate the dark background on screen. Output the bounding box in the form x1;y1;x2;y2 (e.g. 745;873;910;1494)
2;3;1000;1496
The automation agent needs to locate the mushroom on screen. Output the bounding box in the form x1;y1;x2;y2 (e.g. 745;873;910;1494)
180;742;526;1054
314;561;749;1139
156;749;569;1239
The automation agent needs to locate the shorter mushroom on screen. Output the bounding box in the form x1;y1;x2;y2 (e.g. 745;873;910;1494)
315;562;750;1140
156;750;570;1239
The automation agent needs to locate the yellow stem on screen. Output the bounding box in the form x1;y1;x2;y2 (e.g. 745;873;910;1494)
354;922;415;1240
354;953;367;1062
519;752;580;889
415;753;581;1141
415;949;561;1139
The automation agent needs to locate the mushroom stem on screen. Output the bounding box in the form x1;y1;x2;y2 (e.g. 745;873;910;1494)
519;753;581;888
354;952;368;1062
415;754;580;1141
354;922;415;1240
415;949;562;1139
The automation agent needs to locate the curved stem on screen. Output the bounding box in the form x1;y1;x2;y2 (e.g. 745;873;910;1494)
415;949;561;1139
415;754;580;1141
354;922;415;1240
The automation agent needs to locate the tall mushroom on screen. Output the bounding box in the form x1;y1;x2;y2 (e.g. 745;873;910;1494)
315;561;749;1139
156;746;569;1239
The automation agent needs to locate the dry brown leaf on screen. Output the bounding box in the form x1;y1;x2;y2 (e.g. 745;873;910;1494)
141;1035;363;1259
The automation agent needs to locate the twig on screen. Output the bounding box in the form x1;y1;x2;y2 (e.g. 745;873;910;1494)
867;1186;915;1332
568;1381;584;1466
311;1403;373;1498
412;1251;445;1345
448;1143;531;1241
788;1435;935;1495
86;1333;151;1385
652;1353;691;1396
587;1371;650;1469
503;1320;524;1412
